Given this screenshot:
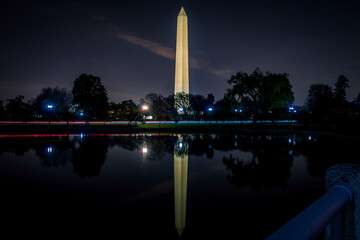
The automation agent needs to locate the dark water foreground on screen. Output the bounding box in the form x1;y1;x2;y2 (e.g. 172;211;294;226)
0;133;359;239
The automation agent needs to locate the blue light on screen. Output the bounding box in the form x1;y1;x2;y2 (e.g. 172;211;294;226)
47;147;53;153
208;108;213;111
80;133;83;138
47;105;53;109
308;136;312;141
288;138;292;143
240;109;243;112
179;107;184;112
235;109;238;112
289;149;293;155
179;142;183;148
80;112;84;116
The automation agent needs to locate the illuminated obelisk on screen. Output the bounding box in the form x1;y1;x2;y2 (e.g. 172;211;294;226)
174;7;189;96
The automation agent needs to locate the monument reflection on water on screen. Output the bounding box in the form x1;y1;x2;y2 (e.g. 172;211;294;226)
0;133;359;239
174;136;189;236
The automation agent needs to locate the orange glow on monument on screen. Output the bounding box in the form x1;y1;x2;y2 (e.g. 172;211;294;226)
174;7;189;95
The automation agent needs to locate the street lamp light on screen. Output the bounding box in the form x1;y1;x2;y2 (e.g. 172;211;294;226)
142;105;149;120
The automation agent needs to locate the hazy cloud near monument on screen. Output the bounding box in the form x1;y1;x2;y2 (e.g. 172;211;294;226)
117;34;176;60
117;33;233;78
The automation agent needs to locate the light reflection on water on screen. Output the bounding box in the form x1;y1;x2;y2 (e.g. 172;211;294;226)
0;133;358;239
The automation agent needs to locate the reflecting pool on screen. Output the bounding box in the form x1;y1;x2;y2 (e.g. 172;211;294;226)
0;133;359;239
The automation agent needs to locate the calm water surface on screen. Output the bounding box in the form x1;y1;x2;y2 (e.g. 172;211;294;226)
0;133;359;239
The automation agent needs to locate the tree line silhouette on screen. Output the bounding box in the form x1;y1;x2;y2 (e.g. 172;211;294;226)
0;69;359;126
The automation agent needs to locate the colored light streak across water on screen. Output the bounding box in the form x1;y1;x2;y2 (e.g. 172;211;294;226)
0;120;298;125
0;133;178;138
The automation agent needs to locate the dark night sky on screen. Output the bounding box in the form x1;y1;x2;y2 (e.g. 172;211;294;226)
1;0;359;106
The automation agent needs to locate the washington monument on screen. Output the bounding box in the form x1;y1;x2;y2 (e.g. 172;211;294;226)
174;7;189;96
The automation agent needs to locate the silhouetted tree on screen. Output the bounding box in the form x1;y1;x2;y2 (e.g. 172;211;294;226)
263;72;295;120
227;68;264;122
165;94;178;119
119;100;142;121
227;68;294;123
205;93;215;107
35;87;72;120
72;74;109;120
356;94;360;121
305;84;333;123
189;94;205;118
214;93;238;120
332;75;351;124
203;94;216;120
5;95;34;120
349;93;360;124
140;93;171;120
334;75;350;104
0;101;5;120
174;92;190;117
108;102;122;120
189;93;215;120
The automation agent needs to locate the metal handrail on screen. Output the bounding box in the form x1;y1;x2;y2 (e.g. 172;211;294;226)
266;183;353;240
